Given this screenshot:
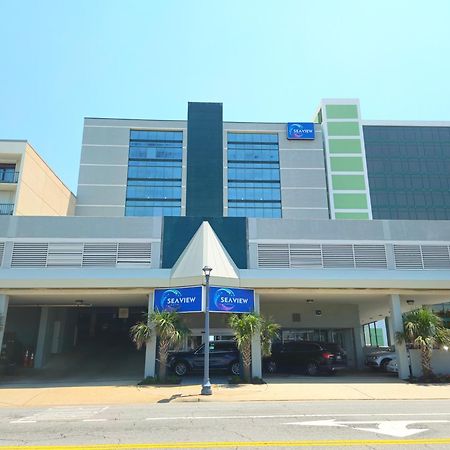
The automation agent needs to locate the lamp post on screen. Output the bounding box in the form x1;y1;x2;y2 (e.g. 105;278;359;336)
201;265;213;395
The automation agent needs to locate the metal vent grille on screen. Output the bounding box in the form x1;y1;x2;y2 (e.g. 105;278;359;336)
421;245;450;269
82;243;118;267
47;243;83;267
290;244;322;268
354;245;387;268
394;245;423;269
0;243;4;267
256;243;388;269
117;242;152;266
257;244;290;268
11;243;48;267
322;245;354;268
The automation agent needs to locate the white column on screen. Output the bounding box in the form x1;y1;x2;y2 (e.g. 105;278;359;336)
0;295;9;356
389;294;410;379
251;293;262;379
35;307;50;369
144;292;157;378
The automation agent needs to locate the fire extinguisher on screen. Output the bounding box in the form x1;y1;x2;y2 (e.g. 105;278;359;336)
23;350;29;368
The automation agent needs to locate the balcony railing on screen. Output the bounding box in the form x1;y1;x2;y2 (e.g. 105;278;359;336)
0;170;19;183
0;204;14;215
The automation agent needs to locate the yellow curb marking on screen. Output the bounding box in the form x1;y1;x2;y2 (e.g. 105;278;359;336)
1;438;450;449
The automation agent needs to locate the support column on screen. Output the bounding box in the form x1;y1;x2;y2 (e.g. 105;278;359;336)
251;293;262;379
0;295;9;356
144;292;157;378
35;307;50;369
389;294;409;379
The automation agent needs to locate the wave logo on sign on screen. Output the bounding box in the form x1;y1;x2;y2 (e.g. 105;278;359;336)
156;289;198;312
287;123;315;140
212;288;237;312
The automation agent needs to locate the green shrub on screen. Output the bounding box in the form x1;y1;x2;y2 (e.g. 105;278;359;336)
138;375;181;385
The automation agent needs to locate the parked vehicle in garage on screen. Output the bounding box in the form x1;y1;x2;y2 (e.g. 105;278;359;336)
364;347;395;371
263;341;348;376
386;356;398;373
167;341;240;376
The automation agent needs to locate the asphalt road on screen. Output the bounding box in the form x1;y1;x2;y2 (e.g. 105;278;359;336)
0;400;449;449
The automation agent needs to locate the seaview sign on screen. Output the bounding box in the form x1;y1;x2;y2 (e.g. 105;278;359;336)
154;286;203;313
287;122;315;140
209;287;255;314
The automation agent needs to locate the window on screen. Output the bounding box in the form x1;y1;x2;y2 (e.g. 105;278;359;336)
125;130;183;216
227;133;282;218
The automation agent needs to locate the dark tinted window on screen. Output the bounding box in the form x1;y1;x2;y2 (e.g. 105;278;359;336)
364;125;450;220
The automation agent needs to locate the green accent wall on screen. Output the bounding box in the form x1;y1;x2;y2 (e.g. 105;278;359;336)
334;193;368;209
326;105;358;119
335;212;370;220
332;175;366;190
329;139;361;154
330;157;364;172
328;122;360;136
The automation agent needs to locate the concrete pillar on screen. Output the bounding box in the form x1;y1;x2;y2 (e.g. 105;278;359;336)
144;292;157;378
251;293;262;379
389;294;410;379
35;307;50;369
0;295;9;356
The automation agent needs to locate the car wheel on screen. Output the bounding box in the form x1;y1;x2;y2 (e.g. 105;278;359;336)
265;360;277;374
173;361;188;376
380;359;392;371
306;361;319;376
230;361;240;376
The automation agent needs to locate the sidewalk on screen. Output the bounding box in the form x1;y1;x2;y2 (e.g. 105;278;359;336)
1;376;450;407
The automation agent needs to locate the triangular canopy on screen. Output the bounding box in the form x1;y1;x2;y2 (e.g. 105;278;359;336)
170;221;239;286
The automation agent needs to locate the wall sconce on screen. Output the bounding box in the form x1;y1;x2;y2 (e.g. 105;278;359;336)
406;299;415;305
315;310;322;316
306;299;314;303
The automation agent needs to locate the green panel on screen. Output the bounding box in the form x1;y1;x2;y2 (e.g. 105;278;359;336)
330;157;364;172
334;193;368;209
335;212;370;220
329;139;361;154
327;122;360;136
326;104;359;119
332;175;366;190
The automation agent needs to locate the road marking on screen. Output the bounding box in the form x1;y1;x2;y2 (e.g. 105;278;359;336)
145;412;450;421
284;419;450;438
2;438;450;448
82;419;107;422
10;406;109;424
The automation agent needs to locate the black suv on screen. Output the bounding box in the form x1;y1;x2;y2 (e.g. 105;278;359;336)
167;341;240;376
264;341;347;376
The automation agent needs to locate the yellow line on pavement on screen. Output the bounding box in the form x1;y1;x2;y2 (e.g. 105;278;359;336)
2;438;450;449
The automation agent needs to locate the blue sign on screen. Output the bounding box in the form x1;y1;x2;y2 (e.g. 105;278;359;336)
154;286;203;313
209;287;255;313
287;122;315;140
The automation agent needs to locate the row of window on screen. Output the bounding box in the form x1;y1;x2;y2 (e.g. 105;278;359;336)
370;192;450;208
368;159;450;174
228;187;281;201
369;175;450;190
130;130;183;142
372;208;450;220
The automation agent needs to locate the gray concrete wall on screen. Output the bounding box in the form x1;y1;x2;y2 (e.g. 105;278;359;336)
75;118;187;217
248;218;450;242
223;122;329;220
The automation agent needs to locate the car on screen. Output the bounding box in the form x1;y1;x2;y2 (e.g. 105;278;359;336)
167;341;240;376
364;347;395;371
263;341;348;376
385;357;398;373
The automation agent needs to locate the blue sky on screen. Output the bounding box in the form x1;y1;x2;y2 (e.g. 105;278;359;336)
1;0;449;192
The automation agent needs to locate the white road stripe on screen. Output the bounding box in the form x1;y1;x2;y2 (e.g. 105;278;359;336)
82;419;107;422
145;412;450;421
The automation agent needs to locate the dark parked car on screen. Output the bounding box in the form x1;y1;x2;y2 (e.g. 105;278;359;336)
264;341;347;376
167;341;240;376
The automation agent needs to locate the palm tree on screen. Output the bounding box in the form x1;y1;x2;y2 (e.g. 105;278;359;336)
260;317;280;358
130;311;189;381
396;307;450;378
228;313;280;381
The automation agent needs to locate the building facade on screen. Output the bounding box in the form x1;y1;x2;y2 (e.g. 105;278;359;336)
1;100;449;381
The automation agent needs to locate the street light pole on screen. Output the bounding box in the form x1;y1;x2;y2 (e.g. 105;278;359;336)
201;265;213;395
